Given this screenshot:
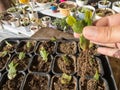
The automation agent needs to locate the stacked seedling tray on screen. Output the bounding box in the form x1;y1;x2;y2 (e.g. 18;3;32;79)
0;38;117;90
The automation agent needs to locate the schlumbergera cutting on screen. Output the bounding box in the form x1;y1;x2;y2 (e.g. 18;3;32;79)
66;9;93;51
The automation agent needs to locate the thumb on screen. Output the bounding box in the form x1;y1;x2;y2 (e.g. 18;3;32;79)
83;26;120;43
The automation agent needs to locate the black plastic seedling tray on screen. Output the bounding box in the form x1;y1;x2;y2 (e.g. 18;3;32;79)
0;38;117;90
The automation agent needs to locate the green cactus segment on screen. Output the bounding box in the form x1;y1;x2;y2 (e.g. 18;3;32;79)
66;16;76;26
79;34;90;51
61;73;72;84
40;47;49;62
8;61;18;80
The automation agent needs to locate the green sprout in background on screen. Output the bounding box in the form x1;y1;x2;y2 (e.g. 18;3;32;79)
5;41;12;47
18;52;25;60
94;70;99;81
8;61;18;80
61;73;72;84
0;51;8;57
62;55;71;66
40;47;49;62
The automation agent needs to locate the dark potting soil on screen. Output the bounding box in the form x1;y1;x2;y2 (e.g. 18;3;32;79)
96;9;113;17
9;55;30;71
54;55;76;74
30;55;51;73
57;41;77;54
23;74;48;90
16;41;36;53
77;51;99;77
80;77;105;90
0;73;24;90
0;54;9;70
52;76;76;90
36;41;55;54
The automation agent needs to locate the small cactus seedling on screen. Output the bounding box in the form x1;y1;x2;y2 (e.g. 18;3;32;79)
60;73;72;84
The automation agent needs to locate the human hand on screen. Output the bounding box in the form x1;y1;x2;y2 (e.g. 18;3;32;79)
83;14;120;58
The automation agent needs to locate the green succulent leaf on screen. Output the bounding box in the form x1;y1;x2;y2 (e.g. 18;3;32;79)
66;16;76;26
18;52;25;60
8;61;18;80
79;34;90;51
5;41;12;47
61;73;72;84
94;70;99;81
40;47;49;62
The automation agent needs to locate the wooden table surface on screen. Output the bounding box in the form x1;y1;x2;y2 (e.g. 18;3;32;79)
32;27;120;90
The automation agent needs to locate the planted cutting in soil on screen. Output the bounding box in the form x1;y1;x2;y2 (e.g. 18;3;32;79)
23;73;49;90
77;50;103;77
36;40;55;54
80;77;108;90
0;40;18;53
16;40;36;53
29;54;52;73
51;75;77;90
7;53;31;71
53;54;76;75
57;41;77;54
0;52;10;71
0;72;24;90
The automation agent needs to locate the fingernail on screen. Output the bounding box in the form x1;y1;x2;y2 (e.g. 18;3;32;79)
83;26;98;40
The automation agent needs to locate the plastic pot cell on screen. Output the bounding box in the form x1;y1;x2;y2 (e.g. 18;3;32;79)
6;53;31;72
79;77;109;90
0;52;10;71
22;73;50;90
57;40;77;55
98;0;111;8
29;54;53;73
53;54;76;75
0;40;19;53
77;54;104;77
0;72;25;90
112;1;120;13
50;74;77;90
36;40;56;54
16;40;37;53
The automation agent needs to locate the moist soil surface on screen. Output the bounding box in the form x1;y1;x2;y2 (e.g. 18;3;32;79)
80;77;105;90
8;54;30;71
29;55;51;73
23;74;48;90
57;41;77;54
36;41;55;54
16;41;36;53
54;55;76;74
0;54;9;70
77;50;99;77
0;73;24;90
51;76;76;90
